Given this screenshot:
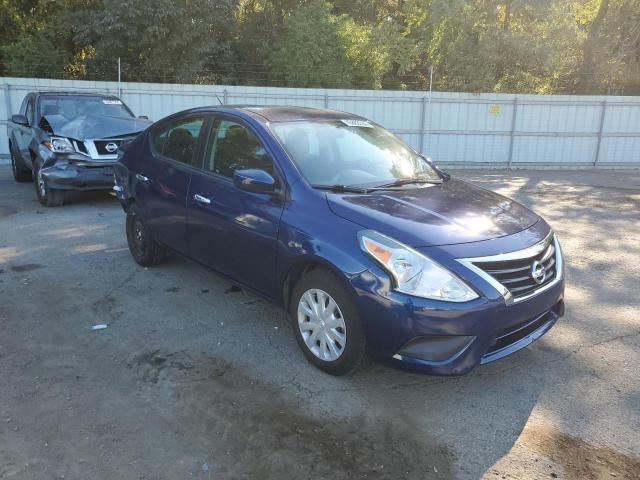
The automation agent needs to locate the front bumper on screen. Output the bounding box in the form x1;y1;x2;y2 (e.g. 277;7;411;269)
350;265;565;376
40;157;116;191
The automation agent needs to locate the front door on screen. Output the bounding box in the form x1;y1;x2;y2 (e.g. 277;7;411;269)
187;116;285;297
135;115;207;255
17;96;35;165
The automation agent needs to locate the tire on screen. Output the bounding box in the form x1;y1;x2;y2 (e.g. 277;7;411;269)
290;269;366;375
126;203;165;267
10;142;32;183
33;162;64;207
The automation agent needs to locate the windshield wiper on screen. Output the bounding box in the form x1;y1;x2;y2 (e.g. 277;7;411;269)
371;178;443;189
313;184;371;194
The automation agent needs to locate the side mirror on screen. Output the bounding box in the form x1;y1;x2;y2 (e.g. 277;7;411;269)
233;169;277;194
11;114;29;127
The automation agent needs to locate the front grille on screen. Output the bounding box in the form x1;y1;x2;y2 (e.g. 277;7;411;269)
94;139;123;155
483;302;561;357
487;310;552;354
472;235;558;301
73;140;88;155
94;136;135;156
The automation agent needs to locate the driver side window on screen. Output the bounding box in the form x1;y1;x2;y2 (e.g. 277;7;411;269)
25;99;34;125
203;119;274;178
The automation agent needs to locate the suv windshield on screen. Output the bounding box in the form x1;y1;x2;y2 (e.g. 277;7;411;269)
39;95;134;120
271;120;440;188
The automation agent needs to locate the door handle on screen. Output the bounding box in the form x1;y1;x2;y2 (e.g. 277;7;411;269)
136;173;149;182
193;193;212;205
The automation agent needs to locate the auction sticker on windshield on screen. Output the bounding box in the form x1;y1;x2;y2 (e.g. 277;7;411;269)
103;99;123;105
341;119;373;128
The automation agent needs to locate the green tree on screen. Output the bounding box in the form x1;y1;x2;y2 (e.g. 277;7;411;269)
267;1;417;88
72;0;237;83
2;31;69;77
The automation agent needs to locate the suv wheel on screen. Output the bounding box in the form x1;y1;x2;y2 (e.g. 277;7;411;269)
290;269;366;375
10;143;32;183
126;203;165;267
34;163;64;207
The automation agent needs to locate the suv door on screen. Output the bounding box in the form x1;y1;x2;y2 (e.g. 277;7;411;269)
16;95;34;165
187;115;285;297
135;114;207;255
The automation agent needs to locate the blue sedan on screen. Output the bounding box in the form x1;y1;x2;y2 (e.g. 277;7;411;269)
114;106;565;376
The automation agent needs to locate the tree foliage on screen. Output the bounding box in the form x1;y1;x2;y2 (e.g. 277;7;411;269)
1;0;639;94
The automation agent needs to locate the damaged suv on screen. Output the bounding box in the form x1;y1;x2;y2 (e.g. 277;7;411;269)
7;91;151;206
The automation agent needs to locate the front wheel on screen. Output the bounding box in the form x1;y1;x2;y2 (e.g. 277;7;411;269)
126;204;165;267
33;163;64;207
290;269;366;375
10;143;32;182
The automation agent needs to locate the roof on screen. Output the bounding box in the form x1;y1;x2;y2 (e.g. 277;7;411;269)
31;91;121;98
236;106;364;123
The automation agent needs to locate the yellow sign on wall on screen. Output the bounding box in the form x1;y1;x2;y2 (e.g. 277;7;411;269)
489;104;501;115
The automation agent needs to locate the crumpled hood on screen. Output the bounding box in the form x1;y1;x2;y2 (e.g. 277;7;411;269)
326;178;540;247
40;114;152;140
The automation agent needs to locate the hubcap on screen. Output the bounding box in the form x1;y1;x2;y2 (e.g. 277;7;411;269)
132;217;145;256
297;289;347;362
37;169;46;197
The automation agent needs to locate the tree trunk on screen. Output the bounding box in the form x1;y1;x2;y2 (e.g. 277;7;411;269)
578;0;610;93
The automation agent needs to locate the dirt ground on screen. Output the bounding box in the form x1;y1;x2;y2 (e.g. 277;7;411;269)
0;166;638;479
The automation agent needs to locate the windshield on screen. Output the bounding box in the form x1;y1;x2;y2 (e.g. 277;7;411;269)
38;96;134;120
271;120;440;188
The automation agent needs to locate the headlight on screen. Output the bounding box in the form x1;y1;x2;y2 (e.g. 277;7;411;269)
358;230;479;302
44;137;75;153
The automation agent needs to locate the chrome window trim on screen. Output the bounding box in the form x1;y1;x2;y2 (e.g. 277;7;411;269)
457;232;562;305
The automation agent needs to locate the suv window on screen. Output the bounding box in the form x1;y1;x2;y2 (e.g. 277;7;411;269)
204;118;274;178
19;96;28;116
25;98;34;125
151;116;205;166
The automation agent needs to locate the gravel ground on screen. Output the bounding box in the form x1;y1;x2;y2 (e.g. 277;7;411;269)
0;165;638;479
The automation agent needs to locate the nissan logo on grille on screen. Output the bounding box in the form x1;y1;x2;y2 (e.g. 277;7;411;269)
530;260;546;284
104;142;119;153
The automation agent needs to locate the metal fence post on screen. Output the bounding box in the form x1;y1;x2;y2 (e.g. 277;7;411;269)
3;83;12;118
419;96;427;154
507;97;518;169
223;89;228;104
324;93;329;108
594;100;607;167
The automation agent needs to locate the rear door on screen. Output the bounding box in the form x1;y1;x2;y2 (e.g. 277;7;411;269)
134;114;207;255
187;115;286;297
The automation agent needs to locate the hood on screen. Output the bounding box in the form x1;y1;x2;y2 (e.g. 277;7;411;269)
326;178;540;247
39;114;152;140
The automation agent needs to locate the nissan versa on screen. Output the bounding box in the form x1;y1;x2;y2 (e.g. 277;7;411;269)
113;106;565;376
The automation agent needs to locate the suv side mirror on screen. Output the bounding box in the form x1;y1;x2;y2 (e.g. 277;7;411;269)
233;169;277;194
11;114;29;127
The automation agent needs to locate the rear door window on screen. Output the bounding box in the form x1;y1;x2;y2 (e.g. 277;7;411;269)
150;116;205;166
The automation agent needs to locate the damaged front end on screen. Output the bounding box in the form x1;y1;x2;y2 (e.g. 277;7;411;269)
38;114;151;191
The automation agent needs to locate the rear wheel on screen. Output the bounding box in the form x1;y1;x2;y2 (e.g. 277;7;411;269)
33;162;64;207
126;203;165;267
10;142;32;183
290;269;366;375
